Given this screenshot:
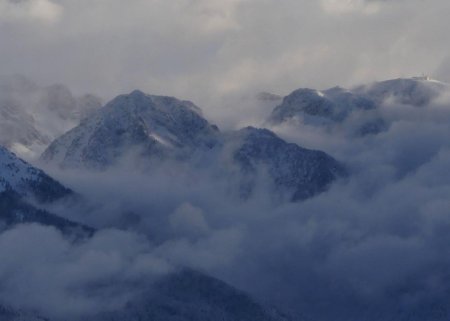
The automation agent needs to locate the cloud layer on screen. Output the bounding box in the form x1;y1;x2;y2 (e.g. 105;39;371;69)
0;224;172;318
1;0;450;112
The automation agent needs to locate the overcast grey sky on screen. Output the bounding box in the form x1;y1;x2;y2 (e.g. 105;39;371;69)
1;0;449;104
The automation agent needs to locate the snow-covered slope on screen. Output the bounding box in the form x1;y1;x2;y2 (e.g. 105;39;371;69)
0;75;102;159
268;77;449;136
0;191;94;236
0;146;71;202
354;77;449;106
0;146;93;234
0;96;50;153
228;127;346;201
269;86;384;136
270;87;375;124
42;90;220;169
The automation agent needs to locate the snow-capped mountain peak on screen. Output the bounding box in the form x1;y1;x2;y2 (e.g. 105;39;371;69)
41;90;220;169
267;77;450;138
354;77;450;106
269;86;376;126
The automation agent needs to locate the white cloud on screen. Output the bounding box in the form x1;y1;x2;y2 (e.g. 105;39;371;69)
1;0;450;106
186;0;245;34
320;0;382;15
0;0;63;23
169;202;211;238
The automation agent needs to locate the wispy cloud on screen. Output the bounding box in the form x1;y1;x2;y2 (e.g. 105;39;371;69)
0;0;63;23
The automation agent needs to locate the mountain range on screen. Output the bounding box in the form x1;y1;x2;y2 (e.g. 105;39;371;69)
1;76;449;321
41;90;346;201
0;80;347;320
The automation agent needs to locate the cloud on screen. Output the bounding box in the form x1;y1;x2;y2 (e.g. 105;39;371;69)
169;202;211;238
1;0;449;114
0;224;172;318
320;0;382;15
0;0;63;23
185;0;245;34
